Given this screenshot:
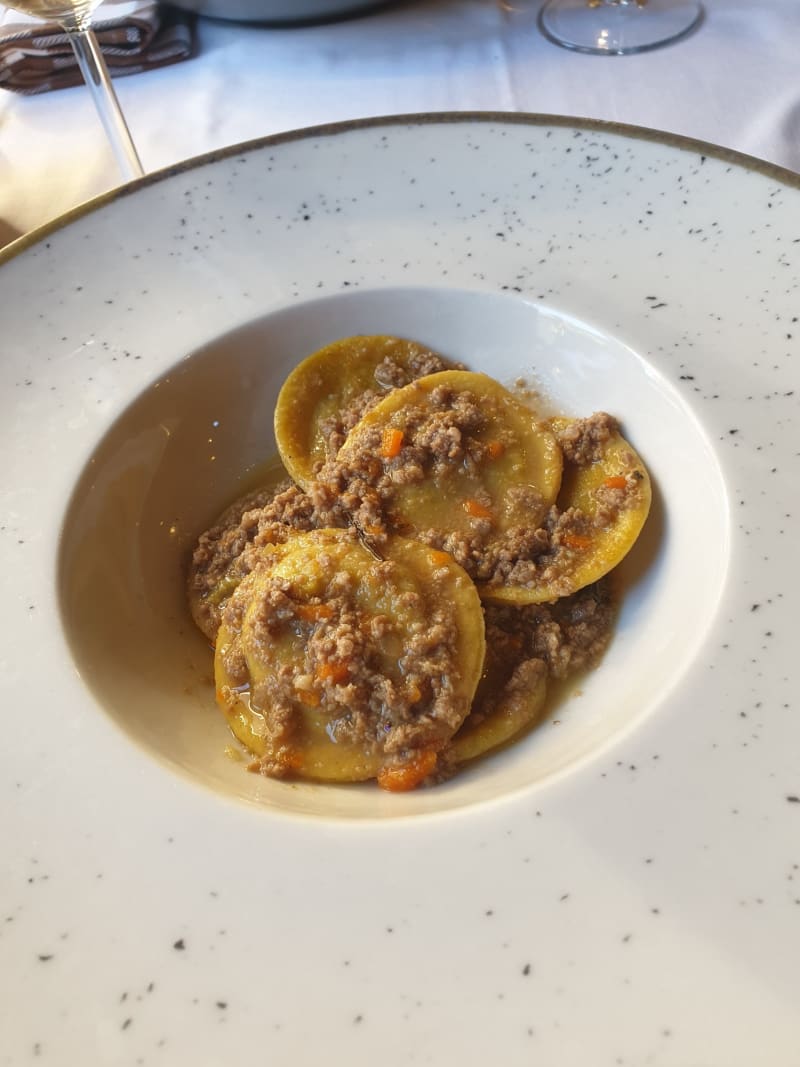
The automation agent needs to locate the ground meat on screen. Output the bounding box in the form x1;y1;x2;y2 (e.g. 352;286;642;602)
191;401;636;654
317;390;382;461
556;412;619;466
312;385;500;553
314;347;460;466
593;464;647;527
310;393;642;595
187;479;342;642
375;349;462;388
411;386;485;473
474;506;593;593
482;579;615;684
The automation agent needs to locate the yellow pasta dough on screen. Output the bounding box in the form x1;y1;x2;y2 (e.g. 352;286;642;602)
213;529;485;789
274;334;457;486
480;417;651;605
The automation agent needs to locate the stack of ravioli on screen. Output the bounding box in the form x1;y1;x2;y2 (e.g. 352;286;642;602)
188;336;651;791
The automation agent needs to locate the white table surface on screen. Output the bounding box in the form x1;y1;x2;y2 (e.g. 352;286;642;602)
1;0;799;247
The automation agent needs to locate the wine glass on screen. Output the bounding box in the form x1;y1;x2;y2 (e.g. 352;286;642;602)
539;0;704;56
4;0;143;178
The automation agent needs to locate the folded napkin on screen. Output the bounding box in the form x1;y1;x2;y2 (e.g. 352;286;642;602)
0;0;195;94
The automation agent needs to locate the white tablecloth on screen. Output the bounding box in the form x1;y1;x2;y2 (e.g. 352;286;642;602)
1;0;799;246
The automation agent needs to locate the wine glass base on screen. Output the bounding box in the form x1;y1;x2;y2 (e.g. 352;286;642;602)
539;0;704;56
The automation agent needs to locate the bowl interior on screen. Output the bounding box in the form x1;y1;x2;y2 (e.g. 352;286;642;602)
57;286;729;819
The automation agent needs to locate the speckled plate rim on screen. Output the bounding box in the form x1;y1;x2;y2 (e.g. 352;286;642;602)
3;110;800;267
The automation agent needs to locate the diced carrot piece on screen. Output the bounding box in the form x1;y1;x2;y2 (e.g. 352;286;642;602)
487;439;505;459
317;661;350;685
381;426;404;459
463;498;493;520
297;689;320;708
429;549;452;567
377;750;438;792
296;602;333;622
562;532;592;550
602;475;627;490
276;747;304;772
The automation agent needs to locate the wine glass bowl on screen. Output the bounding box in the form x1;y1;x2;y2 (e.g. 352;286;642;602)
4;0;143;178
539;0;704;55
7;0;100;26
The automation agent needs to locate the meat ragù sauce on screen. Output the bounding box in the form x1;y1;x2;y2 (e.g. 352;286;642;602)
187;335;652;790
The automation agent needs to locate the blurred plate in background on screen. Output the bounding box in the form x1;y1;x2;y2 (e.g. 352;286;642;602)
170;0;397;23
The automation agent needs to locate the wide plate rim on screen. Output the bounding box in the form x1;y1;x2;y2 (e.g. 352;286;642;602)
3;108;800;268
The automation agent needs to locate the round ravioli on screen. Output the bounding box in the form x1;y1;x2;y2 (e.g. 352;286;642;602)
480;415;651;605
452;580;614;762
274;334;457;486
450;652;548;764
328;370;562;565
214;529;485;789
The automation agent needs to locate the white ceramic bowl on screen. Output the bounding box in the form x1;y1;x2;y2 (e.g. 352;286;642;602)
3;114;800;1065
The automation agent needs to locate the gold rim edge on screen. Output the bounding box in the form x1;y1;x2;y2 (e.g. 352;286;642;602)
2;110;799;268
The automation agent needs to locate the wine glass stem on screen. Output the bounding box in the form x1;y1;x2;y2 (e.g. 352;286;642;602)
67;28;144;181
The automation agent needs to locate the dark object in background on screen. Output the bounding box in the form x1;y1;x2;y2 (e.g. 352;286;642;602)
169;0;397;24
0;1;196;95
